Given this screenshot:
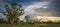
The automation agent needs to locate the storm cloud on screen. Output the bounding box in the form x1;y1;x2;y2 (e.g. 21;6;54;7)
50;0;60;17
0;0;60;17
24;0;60;17
44;0;60;17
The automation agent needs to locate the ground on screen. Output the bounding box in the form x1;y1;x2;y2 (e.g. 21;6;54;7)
0;23;60;27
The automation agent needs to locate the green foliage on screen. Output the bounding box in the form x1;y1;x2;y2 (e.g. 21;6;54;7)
3;2;25;24
25;15;30;21
25;15;35;25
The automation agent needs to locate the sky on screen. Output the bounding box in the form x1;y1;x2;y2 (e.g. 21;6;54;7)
0;0;60;17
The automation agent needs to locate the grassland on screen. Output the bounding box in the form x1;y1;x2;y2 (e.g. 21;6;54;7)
0;23;60;27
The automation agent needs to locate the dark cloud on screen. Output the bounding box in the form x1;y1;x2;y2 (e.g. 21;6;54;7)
54;0;60;17
48;0;60;17
0;0;7;6
0;0;60;17
33;0;60;17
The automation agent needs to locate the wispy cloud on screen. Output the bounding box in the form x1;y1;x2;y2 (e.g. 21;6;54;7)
0;13;8;21
24;0;60;17
24;1;51;16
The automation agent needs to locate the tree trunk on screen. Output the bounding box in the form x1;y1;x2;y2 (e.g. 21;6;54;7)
10;19;15;24
9;18;18;25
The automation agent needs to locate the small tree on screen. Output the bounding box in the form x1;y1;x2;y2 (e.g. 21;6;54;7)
25;15;30;22
3;2;24;24
25;15;34;24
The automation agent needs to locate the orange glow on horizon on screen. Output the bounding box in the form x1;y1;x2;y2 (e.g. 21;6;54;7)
34;16;60;22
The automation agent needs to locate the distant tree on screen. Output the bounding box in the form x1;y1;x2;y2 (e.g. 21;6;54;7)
25;15;34;25
2;2;24;24
25;15;30;22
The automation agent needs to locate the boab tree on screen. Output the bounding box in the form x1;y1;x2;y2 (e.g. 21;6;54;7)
3;2;24;24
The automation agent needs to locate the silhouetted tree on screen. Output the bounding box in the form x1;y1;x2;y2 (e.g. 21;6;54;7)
3;2;24;24
25;15;34;25
25;15;30;22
